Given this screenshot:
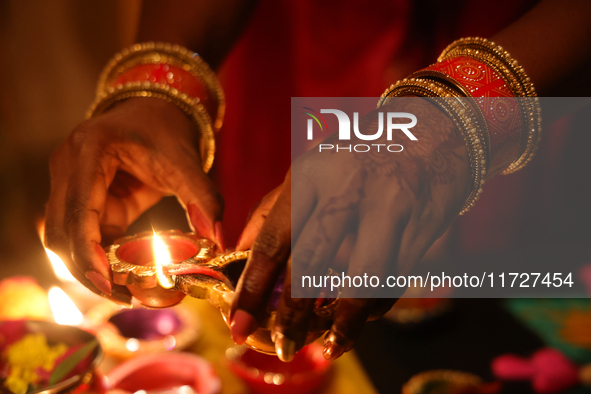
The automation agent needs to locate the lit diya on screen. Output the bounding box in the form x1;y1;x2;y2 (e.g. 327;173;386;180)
105;230;338;355
85;302;199;359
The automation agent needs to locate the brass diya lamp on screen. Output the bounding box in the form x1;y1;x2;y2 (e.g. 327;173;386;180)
106;230;338;355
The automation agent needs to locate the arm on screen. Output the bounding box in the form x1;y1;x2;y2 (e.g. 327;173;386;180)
231;0;591;361
44;0;258;304
492;0;591;96
492;0;591;121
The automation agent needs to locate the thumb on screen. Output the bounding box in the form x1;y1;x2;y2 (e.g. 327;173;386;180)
236;184;284;251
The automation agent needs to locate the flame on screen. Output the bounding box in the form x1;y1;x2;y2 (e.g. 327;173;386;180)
37;219;76;282
153;232;175;289
48;287;84;325
46;248;77;282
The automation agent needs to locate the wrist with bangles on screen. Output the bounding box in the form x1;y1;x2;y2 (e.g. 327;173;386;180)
86;42;224;173
379;37;542;214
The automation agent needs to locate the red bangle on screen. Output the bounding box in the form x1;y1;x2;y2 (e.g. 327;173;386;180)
413;56;525;176
111;64;217;123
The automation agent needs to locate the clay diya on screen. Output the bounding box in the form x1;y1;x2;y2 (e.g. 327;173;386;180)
105;230;338;355
225;343;331;394
105;353;220;394
85;302;199;359
402;370;501;394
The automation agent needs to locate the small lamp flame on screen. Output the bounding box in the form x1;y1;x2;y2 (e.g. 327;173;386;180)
46;248;77;282
153;232;175;289
49;287;84;325
37;219;76;283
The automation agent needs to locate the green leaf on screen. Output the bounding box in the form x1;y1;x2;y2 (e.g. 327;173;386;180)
48;339;98;386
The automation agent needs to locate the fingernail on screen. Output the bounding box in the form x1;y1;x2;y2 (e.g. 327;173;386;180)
188;204;213;239
274;333;296;362
215;221;226;252
86;270;112;296
323;339;345;361
322;332;346;361
230;310;258;345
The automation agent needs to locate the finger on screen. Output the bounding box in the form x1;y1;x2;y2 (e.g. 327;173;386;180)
231;167;317;344
290;164;319;242
64;147;121;293
268;194;353;361
169;161;225;251
238;165;316;251
236;184;283;251
288;211;351;309
45;145;114;299
230;182;292;345
272;259;316;362
66;147;137;304
318;203;412;361
323;298;375;361
45;207;132;306
397;206;448;277
344;202;412;298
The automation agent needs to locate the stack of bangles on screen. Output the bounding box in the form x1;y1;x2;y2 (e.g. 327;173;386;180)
378;37;542;215
86;42;225;173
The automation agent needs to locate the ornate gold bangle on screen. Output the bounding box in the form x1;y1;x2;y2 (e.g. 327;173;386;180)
378;78;488;214
97;42;225;131
86;81;215;173
438;38;542;174
378;77;461;108
409;69;492;175
439;37;536;97
432;96;488;214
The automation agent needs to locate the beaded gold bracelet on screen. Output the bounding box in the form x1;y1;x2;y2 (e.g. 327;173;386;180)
86;81;215;173
97;42;225;131
378;78;488;214
431;97;488;214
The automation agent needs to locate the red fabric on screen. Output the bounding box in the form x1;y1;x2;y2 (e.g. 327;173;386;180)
214;0;575;256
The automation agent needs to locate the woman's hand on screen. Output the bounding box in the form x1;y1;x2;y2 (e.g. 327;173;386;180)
232;99;472;361
44;97;224;305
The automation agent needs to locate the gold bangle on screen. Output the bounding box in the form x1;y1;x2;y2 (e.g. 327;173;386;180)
432;97;488;214
378;78;488;214
438;37;542;174
86;81;215;173
442;47;541;174
378;77;461;107
409;69;493;174
97;42;225;131
410;69;471;97
439;37;536;97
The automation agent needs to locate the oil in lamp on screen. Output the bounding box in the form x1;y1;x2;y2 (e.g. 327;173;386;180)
105;230;338;355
